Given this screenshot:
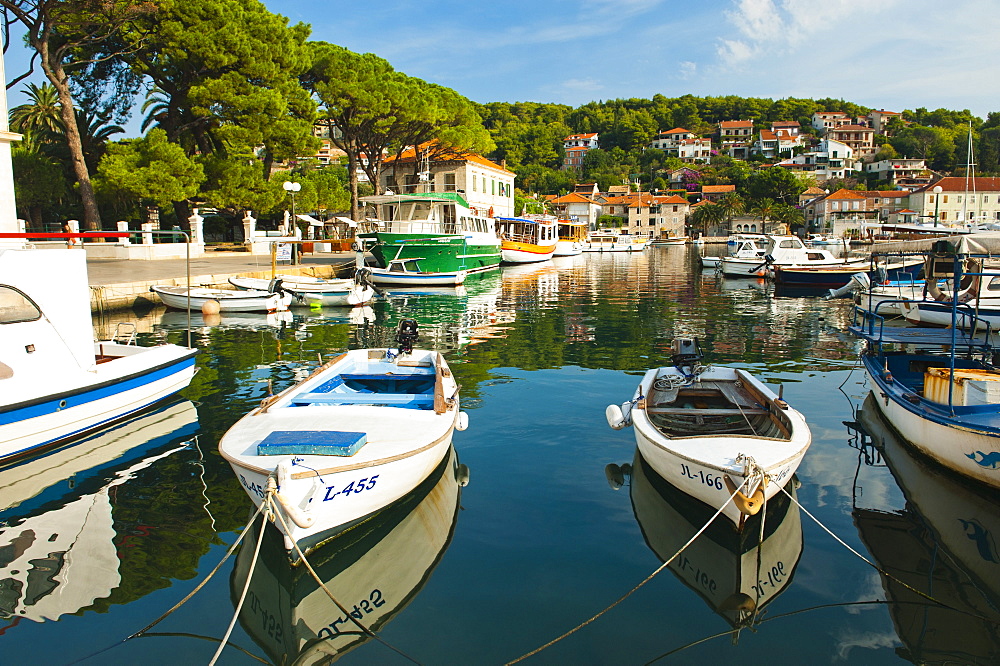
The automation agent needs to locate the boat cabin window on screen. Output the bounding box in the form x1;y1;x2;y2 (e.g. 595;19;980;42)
988;276;1000;291
779;239;804;249
0;285;42;324
807;252;825;260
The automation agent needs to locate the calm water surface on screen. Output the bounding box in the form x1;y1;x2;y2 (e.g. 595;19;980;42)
3;246;998;664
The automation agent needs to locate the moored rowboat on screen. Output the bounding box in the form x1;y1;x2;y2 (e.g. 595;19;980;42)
218;320;468;557
606;338;811;527
150;284;291;312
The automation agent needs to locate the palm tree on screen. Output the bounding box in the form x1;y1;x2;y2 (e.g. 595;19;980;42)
718;193;745;231
752;198;776;233
9;83;63;139
690;202;724;237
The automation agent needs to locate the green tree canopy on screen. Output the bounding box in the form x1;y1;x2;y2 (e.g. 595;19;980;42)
96;129;205;214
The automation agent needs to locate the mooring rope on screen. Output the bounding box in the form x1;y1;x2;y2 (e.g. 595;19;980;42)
504;476;752;665
269;491;423;665
209;506;269;665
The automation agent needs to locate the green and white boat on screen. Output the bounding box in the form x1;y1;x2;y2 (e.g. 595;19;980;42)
357;193;502;274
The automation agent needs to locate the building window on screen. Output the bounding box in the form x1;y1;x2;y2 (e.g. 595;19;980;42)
444;173;456;192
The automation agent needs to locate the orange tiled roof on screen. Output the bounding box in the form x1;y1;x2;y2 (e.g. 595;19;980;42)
661;127;691;134
566;133;598;140
702;185;736;193
830;124;873;132
825;188;867;200
719;120;753;128
916;177;1000;193
551;192;597;204
384;141;513;174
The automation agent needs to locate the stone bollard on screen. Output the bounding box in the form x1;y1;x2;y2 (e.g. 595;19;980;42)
141;221;154;245
188;209;205;251
117;220;130;245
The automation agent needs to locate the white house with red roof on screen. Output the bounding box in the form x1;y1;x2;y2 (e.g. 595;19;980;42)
864;158;932;190
777;138;859;181
717;120;754;158
811;111;852;134
549;192;602;229
865;109;903;135
382;142;516;217
909;177;1000;228
649;128;712;162
804;188;878;234
563;133;599;170
826;124;876;158
752;129;803;158
599;193;690;239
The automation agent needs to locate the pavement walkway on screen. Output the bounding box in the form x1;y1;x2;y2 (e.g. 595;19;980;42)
87;250;361;312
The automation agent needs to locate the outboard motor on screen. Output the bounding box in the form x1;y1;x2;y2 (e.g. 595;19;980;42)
671;337;703;377
396;318;419;354
267;277;284;294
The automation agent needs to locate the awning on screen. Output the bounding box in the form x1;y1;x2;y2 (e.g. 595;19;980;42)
296;214;323;226
333;216;357;227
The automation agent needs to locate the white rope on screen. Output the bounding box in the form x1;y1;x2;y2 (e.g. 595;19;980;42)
505;475;752;665
209;503;269;665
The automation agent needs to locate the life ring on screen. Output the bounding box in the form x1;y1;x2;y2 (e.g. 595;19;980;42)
926;258;981;303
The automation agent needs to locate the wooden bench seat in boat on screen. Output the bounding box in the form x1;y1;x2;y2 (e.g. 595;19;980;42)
646;406;769;416
290;392;435;406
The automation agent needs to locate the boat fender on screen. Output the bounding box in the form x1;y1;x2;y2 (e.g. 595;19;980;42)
605;463;625;490
456;411;469;431
724;475;767;516
605;403;631;430
455;463;470;487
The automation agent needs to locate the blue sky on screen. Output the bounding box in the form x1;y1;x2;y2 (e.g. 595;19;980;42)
4;0;998;131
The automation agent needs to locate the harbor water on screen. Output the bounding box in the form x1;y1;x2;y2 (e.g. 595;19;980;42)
3;245;998;664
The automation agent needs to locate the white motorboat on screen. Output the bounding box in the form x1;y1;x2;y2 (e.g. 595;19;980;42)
0;248;198;462
229;274;375;307
150;284;292;312
701;236;766;269
606;338;811;527
554;219;587;256
232;445;467;663
719;234;862;277
366;259;467;286
582;232;648;252
218;320;467;557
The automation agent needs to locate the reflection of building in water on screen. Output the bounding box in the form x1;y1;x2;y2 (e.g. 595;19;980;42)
0;400;199;624
851;397;1000;663
610;450;802;636
232;446;467;664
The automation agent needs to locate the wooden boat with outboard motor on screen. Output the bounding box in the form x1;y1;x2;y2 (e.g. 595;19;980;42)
605;338;811;527
218;319;468;558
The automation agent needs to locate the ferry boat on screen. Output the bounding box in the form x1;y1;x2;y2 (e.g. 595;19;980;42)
356;193;501;274
496;216;557;263
554;219;587;256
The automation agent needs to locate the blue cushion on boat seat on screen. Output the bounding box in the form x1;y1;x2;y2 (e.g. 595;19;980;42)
257;430;367;456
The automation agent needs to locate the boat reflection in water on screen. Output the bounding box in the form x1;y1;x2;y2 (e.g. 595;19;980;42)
0;398;199;624
231;445;468;663
852;394;1000;663
607;450;802;636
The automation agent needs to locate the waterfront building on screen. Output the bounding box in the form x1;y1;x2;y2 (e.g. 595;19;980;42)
563;133;599;170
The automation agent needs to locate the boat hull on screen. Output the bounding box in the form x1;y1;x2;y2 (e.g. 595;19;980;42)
367;268;467;286
362;233;501;274
501;241;556;263
0;345;198;462
862;355;1000;490
151;285;290;312
553;240;582;256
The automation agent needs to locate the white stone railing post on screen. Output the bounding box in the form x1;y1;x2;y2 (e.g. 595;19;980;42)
242;211;257;246
188;208;205;250
141;222;154;245
117;220;130;245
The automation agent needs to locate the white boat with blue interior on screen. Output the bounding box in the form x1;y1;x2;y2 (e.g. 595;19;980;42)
849;233;1000;490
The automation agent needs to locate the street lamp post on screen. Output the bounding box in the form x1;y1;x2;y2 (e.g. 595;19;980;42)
283;181;301;264
932;184;943;227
